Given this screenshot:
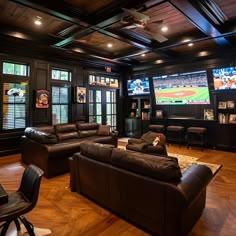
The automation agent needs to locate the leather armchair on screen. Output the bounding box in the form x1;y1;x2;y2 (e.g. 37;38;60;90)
126;131;167;156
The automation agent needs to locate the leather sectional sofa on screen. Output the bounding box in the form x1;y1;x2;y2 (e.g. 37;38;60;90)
21;122;118;178
70;142;213;236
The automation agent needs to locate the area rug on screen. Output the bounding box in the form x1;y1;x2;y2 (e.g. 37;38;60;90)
17;225;52;236
117;145;221;176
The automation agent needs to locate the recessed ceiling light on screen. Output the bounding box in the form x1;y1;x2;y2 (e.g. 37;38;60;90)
107;43;113;48
141;54;145;57
34;16;42;26
183;39;191;43
188;43;193;47
161;26;168;32
155;59;163;64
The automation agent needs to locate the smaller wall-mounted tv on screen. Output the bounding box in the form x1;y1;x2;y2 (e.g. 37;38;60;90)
127;78;150;96
212;66;236;90
152;70;210;105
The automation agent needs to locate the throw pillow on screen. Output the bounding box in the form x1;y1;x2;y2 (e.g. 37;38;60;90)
97;125;110;136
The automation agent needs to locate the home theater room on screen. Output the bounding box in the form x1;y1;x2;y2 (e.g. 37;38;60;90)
0;0;235;235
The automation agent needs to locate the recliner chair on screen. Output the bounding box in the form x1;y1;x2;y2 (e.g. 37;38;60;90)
126;131;167;156
0;164;44;236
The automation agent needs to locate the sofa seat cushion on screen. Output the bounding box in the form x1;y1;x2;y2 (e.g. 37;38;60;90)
80;142;114;163
45;139;82;158
144;145;165;153
126;143;149;152
111;149;182;182
79;129;97;138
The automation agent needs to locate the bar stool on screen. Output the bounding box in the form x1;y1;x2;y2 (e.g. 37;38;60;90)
186;127;207;151
148;124;165;133
166;125;185;148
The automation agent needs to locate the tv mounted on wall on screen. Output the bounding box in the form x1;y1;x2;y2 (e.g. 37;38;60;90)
212;66;236;90
127;78;150;96
152;70;210;105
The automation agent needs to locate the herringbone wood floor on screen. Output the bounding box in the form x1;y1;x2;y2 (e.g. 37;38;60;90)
0;143;236;236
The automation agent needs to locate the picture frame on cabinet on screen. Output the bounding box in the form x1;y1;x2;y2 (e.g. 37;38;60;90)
229;114;236;124
227;101;235;109
156;110;163;118
204;109;214;120
218;101;227;109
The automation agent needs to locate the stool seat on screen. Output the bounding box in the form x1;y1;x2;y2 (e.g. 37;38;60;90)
149;125;165;133
186;127;207;151
167;126;184;131
187;127;206;133
166;125;185;148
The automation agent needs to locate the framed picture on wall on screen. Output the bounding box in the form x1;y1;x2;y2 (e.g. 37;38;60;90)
76;87;86;103
229;114;236;124
204;109;214;120
36;90;49;108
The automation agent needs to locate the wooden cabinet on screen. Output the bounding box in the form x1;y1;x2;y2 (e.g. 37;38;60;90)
213;90;236;124
125;96;151;137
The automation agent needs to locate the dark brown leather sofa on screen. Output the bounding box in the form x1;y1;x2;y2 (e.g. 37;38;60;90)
70;142;213;236
21;122;118;178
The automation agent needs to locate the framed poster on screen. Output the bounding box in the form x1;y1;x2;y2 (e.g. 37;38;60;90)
36;90;49;108
76;87;86;103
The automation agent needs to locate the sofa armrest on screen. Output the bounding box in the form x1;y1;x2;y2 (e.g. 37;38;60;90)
176;164;213;204
128;138;144;145
24;127;58;144
111;130;118;137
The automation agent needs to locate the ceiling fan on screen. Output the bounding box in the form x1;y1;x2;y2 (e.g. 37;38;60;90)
119;8;168;43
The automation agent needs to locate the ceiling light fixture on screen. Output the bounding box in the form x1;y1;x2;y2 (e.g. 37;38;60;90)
107;43;113;48
141;54;145;57
188;43;193;47
34;16;42;26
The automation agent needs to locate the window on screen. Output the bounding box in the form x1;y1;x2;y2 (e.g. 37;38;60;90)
51;68;71;124
3;61;29;76
106;90;117;130
3;82;28;129
89;88;117;130
51;68;71;81
52;86;69;125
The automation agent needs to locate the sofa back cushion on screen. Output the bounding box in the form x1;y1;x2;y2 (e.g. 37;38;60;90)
111;149;182;182
77;122;98;138
97;125;110;136
55;123;79;141
24;127;58;144
80;142;114;163
141;131;166;145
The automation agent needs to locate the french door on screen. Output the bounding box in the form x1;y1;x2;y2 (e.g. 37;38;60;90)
88;88;117;130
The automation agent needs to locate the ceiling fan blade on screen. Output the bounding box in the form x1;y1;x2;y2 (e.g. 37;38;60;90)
122;25;137;30
121;8;150;23
152;20;163;25
150;32;168;43
144;26;168;43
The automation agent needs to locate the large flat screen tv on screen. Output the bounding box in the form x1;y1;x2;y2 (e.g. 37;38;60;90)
212;66;236;90
152;70;210;105
127;78;150;96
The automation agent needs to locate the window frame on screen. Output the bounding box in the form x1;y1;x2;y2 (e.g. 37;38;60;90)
50;67;72;125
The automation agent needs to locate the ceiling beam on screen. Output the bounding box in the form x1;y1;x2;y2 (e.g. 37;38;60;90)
168;0;232;47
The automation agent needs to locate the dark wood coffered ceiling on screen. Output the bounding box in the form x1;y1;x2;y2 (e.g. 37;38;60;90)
0;0;235;68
